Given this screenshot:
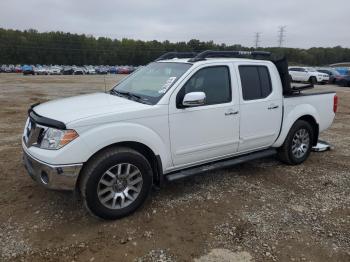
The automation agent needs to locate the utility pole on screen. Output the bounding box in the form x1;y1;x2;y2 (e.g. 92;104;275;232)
254;32;261;49
278;26;286;47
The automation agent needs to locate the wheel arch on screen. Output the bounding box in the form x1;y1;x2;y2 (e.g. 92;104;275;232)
297;115;319;146
309;75;320;84
273;104;320;148
76;141;164;192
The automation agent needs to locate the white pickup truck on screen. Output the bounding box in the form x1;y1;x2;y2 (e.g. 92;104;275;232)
22;51;337;219
289;66;329;84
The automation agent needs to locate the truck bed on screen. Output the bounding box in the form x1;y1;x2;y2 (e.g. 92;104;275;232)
283;91;336;133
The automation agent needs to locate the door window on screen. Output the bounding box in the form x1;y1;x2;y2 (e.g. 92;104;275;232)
177;66;231;107
239;66;272;101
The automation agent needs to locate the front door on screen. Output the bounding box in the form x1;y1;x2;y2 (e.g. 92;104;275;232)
169;65;240;167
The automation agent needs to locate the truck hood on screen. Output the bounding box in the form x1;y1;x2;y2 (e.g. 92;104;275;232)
33;92;148;125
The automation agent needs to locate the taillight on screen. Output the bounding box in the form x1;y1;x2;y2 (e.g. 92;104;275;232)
333;95;338;113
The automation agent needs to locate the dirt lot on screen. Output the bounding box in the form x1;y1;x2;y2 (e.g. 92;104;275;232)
0;74;349;262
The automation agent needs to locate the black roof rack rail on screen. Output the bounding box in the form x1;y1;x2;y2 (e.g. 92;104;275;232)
188;50;271;62
155;52;198;61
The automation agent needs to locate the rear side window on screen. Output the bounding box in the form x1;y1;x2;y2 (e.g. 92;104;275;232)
239;66;272;100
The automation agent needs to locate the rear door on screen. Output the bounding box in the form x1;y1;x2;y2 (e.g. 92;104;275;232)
236;62;283;152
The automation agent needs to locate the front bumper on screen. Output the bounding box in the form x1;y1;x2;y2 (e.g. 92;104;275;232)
23;150;83;190
317;77;329;83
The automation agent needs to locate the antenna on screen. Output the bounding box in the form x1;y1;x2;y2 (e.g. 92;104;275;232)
254;32;261;49
278;26;286;47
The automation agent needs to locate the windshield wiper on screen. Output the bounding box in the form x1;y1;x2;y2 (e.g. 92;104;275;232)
110;89;151;104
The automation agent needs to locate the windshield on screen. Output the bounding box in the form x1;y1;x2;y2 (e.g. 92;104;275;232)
112;62;192;104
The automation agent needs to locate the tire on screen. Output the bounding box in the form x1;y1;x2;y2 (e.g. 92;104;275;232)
79;147;153;220
278;120;314;165
309;76;317;85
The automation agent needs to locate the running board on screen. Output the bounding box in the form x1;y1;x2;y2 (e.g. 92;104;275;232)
165;148;277;182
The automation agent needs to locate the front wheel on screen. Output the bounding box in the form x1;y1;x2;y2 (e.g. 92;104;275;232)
309;76;317;85
278;120;314;165
79;147;153;219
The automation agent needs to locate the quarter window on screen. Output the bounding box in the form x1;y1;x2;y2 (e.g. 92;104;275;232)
239;66;272;100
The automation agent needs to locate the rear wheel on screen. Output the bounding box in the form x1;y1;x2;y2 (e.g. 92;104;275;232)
79;147;153;219
278;120;314;165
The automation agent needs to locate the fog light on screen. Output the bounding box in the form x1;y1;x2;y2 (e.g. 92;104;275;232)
40;171;49;184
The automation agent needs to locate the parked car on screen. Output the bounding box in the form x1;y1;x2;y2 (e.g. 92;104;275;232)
34;66;48;75
337;75;350;87
48;66;62;75
22;65;35;75
72;66;85;75
117;66;133;74
63;66;74;75
109;66;118;74
22;50;337;219
289;67;329;84
84;66;96;75
8;64;15;72
15;65;23;73
96;66;108;74
2;65;12;73
317;68;342;84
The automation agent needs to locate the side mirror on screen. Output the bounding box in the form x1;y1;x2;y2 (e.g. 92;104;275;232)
182;92;206;107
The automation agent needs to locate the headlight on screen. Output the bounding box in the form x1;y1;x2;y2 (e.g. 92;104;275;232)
40;128;78;150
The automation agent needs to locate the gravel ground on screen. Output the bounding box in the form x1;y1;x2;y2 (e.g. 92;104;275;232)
0;74;349;262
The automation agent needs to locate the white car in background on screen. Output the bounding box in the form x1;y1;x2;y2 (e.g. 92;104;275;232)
289;67;329;84
84;66;96;75
34;66;48;75
48;66;62;75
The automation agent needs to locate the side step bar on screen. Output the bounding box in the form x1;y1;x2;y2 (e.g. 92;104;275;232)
165;148;277;182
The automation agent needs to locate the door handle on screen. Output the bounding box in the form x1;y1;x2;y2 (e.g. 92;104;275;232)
225;111;239;116
268;105;279;110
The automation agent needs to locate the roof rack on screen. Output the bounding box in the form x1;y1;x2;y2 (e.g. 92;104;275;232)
155;52;198;61
188;50;271;62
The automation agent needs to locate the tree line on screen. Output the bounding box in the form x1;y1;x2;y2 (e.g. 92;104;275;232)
0;28;349;66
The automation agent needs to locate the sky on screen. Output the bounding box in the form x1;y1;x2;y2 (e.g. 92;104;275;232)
0;0;349;48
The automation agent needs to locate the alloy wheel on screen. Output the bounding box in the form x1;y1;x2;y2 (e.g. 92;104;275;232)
97;163;143;209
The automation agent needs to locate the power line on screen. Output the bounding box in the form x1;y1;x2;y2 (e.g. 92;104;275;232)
254;32;261;49
278;26;286;47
